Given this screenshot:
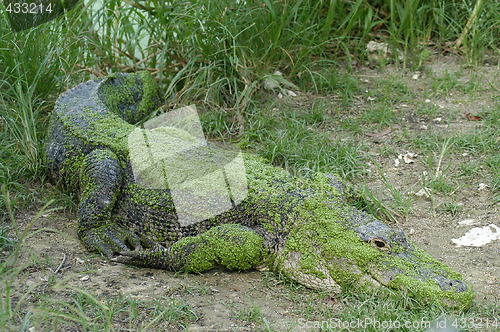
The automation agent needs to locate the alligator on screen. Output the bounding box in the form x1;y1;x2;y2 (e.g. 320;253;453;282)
45;72;473;309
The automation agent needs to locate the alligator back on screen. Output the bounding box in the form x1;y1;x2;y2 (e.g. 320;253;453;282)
45;72;162;190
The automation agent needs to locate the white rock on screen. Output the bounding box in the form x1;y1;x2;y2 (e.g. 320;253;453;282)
404;152;417;163
366;41;403;61
263;70;284;91
458;219;477;226
415;188;430;198
451;224;500;247
263;77;280;91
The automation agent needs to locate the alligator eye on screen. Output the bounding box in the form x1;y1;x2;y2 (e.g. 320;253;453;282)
370;238;390;251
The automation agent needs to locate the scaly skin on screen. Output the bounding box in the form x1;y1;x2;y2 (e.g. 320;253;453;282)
45;72;473;309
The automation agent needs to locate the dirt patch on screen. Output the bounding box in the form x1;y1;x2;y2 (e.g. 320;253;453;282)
364;156;499;303
357;56;499;303
8;57;499;330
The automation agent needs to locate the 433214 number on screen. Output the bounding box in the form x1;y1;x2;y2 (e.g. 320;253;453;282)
5;2;53;14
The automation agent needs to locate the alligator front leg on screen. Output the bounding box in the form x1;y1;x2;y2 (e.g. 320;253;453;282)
114;224;268;272
77;149;145;258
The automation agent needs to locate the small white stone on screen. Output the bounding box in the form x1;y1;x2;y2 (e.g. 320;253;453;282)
458;219;477;226
402;152;417;164
415;188;430;198
263;77;280;90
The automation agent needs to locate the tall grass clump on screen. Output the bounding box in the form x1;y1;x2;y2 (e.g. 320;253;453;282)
0;0;496;206
0;3;97;210
84;0;362;115
76;0;499;128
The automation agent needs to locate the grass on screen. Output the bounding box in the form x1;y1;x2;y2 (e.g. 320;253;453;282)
233;300;273;331
22;289;197;330
361;107;401;128
200;99;368;179
331;290;498;332
0;0;499;330
438;201;464;217
261;272;498;332
239;104;368;179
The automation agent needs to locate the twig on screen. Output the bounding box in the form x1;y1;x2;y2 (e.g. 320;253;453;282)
50;253;66;274
454;0;485;48
123;0;157;15
114;47;141;63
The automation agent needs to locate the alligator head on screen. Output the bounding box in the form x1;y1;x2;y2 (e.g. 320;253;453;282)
267;173;473;310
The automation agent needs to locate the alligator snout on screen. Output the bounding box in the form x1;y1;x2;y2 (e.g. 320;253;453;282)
354;217;473;308
435;277;469;293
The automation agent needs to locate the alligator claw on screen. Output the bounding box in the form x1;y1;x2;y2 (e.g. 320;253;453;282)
79;223;146;259
113;242;169;268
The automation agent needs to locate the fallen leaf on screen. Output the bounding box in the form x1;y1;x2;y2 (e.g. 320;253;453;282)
364;128;392;138
465;113;482;121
